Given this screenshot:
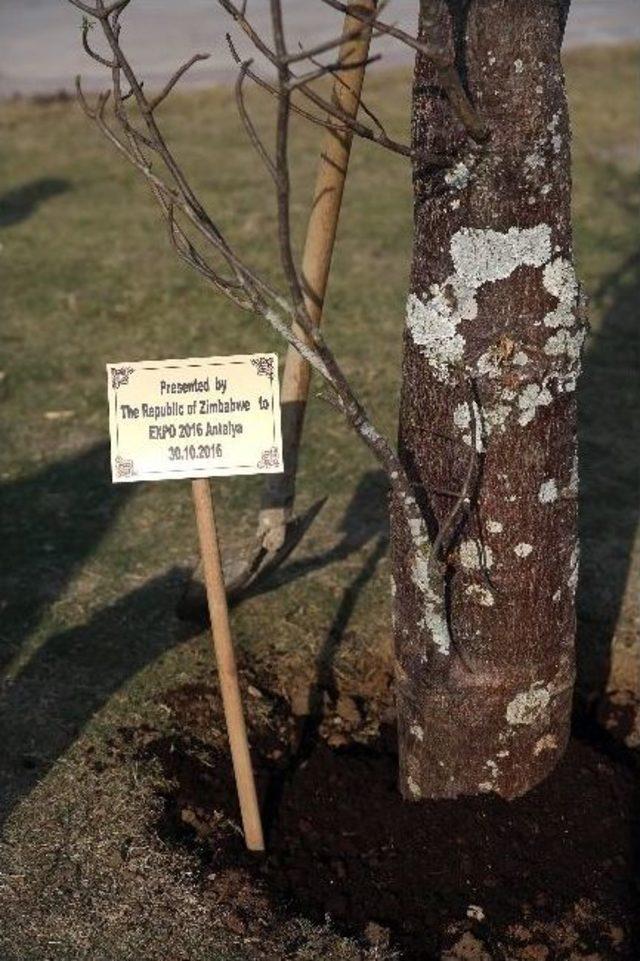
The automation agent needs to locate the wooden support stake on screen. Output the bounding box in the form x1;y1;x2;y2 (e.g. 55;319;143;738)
258;0;376;547
191;478;265;852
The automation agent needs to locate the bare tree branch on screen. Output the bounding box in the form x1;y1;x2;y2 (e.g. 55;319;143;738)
320;0;489;142
219;0;414;159
287;52;381;93
70;0;456;632
233;56;279;184
149;53;211;110
81;18;117;68
225;38;354;139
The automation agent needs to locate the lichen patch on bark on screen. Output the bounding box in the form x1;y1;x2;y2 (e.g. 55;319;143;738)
506;685;551;726
459;539;494;571
534;733;559;755
514;542;533;558
567;543;580;593
406;224;553;384
411;554;451;656
542;257;578;328
538;478;559;503
465;584;495;607
450;225;551;287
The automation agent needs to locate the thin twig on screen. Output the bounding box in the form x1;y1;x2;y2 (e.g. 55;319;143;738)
320;0;489;142
149;53;211;110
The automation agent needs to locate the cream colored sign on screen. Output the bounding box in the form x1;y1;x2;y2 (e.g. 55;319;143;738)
107;354;283;483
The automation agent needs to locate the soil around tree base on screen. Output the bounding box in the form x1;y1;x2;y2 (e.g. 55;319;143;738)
139;682;639;961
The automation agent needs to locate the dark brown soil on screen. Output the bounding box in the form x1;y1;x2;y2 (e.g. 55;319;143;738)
135;682;639;961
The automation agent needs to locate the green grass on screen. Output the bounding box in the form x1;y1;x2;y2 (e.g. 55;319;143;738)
0;44;638;961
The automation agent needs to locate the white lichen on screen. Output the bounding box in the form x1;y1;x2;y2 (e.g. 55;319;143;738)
542;258;578;328
444;162;471;190
453;399;483;451
548;112;563;153
486;759;499;778
482;399;512;435
567;542;580;593
412;554;451;656
514;59;524;74
454;402;471;431
459;539;494;570
567;452;579;495
517;382;553;426
409;516;429;548
467;905;486;922
407;222;583;440
544;327;586;365
524;151;545;171
506;684;551;726
407;776;422;799
476;348;503;379
479;759;499;792
359;422;378;443
406;225;552;382
410;723;425;742
487;520;503;534
534;733;558;755
538;478;558;504
406;288;468;381
465;584;495;607
514;542;533;558
450;225;551;286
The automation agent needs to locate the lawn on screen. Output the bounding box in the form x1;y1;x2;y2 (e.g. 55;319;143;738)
0;42;638;961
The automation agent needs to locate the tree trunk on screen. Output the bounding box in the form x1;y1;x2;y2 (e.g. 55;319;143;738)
392;0;585;799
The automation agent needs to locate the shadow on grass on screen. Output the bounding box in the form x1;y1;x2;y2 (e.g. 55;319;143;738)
577;249;640;702
0;441;196;827
0;442;135;673
0;567;197;827
0;177;70;228
241;468;389;602
0;466;388;832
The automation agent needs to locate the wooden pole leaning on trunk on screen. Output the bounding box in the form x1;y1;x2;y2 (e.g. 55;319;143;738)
191;478;264;852
257;0;376;553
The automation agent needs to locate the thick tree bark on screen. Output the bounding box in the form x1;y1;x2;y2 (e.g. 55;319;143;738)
392;0;585;799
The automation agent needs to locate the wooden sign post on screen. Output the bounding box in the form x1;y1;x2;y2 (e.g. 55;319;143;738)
107;353;284;852
191;478;264;851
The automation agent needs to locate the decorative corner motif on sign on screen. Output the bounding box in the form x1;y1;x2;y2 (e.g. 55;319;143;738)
251;356;274;381
111;366;135;390
257;447;280;470
115;455;136;479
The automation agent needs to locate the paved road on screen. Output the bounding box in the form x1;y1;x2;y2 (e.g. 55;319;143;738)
1;0;639;97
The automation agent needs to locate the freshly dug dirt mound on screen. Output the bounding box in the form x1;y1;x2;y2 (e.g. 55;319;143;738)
141;682;639;960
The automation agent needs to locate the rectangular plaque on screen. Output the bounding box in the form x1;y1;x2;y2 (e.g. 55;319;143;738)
107;353;283;483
